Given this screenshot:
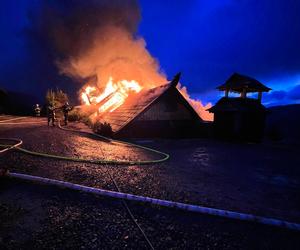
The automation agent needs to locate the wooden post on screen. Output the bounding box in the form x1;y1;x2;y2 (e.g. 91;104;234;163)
241;89;247;98
258;92;262;102
225;89;229;97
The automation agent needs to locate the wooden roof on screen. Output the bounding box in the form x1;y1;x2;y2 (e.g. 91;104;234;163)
98;84;170;132
217;73;271;93
98;73;202;133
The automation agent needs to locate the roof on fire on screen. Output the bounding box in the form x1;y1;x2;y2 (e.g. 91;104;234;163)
217;73;271;93
98;73;202;133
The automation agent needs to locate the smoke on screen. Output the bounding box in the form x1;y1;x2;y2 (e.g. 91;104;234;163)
30;0;212;120
58;26;166;88
36;0;140;59
31;0;164;88
178;85;213;121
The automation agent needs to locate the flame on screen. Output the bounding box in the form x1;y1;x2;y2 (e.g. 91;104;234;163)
81;77;213;121
81;77;142;113
81;86;97;105
178;85;214;121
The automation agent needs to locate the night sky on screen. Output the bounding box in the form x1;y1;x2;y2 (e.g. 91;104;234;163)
1;0;300;106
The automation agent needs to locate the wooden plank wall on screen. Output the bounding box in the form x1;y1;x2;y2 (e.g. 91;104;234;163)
137;100;192;121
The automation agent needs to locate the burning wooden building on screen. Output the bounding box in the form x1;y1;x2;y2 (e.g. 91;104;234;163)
96;74;209;138
208;73;271;142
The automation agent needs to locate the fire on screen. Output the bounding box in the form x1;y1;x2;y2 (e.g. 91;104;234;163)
81;86;97;105
81;76;214;122
81;77;142;113
178;85;214;121
55;6;213;121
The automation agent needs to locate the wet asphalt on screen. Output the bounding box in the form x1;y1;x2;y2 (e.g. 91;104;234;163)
0;116;300;249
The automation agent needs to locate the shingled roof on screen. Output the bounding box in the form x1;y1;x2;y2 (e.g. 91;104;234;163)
217;73;271;93
97;73;202;133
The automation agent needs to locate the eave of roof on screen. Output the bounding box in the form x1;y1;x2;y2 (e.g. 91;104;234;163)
217;73;271;93
208;97;267;113
114;84;203;135
112;83;172;133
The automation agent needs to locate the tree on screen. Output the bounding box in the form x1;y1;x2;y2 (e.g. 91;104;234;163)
45;88;68;107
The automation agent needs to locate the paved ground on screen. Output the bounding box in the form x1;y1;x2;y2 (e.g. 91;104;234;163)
0;116;300;249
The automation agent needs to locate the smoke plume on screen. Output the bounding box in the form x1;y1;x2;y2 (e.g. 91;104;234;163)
33;0;212;120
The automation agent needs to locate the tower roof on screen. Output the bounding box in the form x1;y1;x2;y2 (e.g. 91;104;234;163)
217;73;271;93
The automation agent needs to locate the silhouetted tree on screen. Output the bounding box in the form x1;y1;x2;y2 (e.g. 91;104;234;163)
45;88;69;107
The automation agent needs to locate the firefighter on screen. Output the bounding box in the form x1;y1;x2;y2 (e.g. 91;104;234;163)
47;104;56;126
62;102;72;125
34;104;41;117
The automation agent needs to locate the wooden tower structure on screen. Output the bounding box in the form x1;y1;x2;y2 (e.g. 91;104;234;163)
208;73;271;141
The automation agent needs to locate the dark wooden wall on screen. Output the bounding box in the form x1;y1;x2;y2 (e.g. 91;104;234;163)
214;111;266;142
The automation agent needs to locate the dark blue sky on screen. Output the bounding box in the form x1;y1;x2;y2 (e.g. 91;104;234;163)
1;0;300;106
138;0;300;105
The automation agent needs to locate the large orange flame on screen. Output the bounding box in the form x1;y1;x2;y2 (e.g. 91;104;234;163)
81;77;213;122
81;77;142;113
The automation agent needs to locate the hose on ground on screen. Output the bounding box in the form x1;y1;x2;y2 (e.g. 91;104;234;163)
2;118;300;233
0;138;23;154
0;143;168;165
0;116;27;123
97;141;155;249
58;122;169;164
0;121;46;125
6;172;300;232
0;118;163;249
0;121;169;165
60;122;156;248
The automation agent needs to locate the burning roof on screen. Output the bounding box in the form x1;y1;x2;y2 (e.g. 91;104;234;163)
98;83;173;133
96;73;204;134
80;73;213;124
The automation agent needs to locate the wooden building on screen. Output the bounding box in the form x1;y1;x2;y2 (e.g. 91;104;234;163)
98;74;209;138
208;73;271;142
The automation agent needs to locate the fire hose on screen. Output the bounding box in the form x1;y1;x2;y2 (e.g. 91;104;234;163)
0;118;168;249
0;116;28;123
0;116;46;125
58;122;156;249
58;122;170;164
0;117;43;125
3;172;300;232
0;138;23;154
1;120;300;233
0;119;169;165
96;138;155;249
